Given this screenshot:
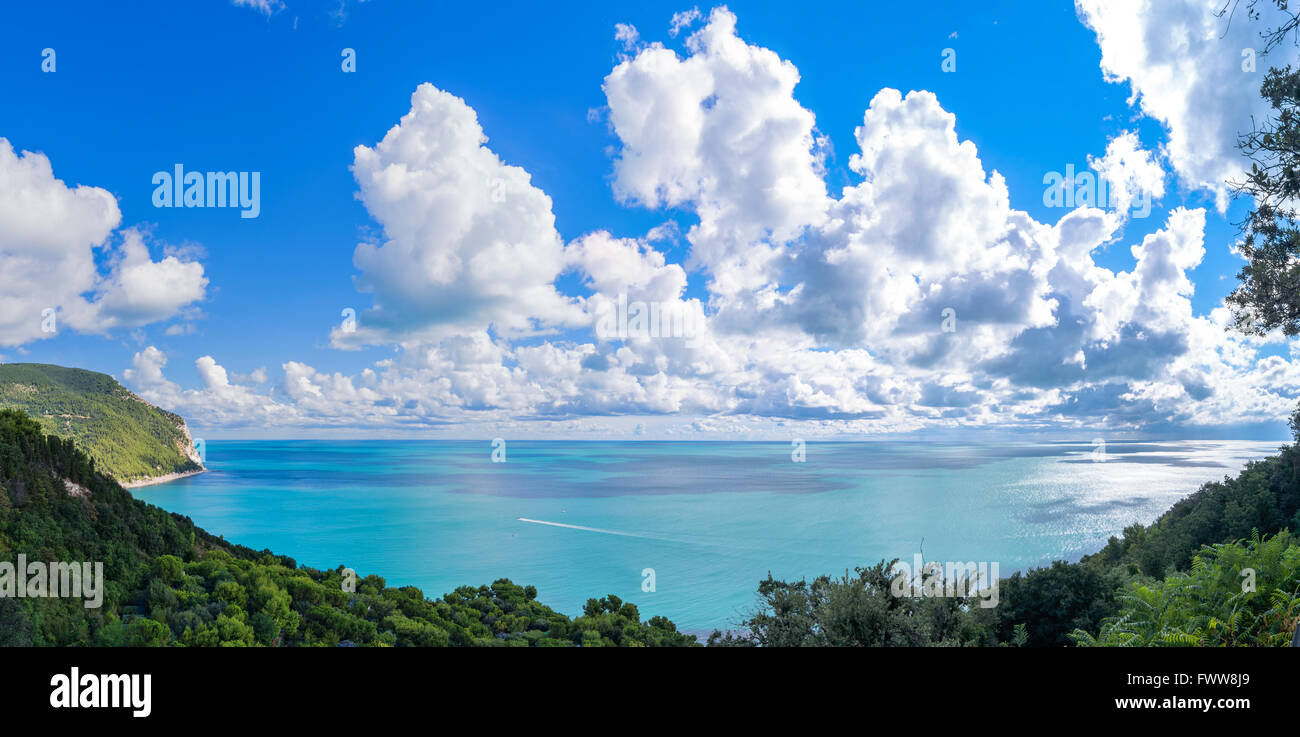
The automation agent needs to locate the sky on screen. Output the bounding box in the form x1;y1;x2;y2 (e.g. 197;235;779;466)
0;0;1297;440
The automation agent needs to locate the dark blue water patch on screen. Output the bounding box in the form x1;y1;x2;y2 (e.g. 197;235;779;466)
439;467;837;497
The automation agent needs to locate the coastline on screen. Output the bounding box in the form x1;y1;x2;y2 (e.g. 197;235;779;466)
123;468;207;489
125;439;1280;633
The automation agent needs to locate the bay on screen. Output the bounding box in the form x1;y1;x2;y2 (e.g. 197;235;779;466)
130;439;1281;634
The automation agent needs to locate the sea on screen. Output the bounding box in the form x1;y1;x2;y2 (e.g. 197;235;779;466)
129;439;1282;635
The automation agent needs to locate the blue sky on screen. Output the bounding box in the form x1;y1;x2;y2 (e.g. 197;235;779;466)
0;0;1292;439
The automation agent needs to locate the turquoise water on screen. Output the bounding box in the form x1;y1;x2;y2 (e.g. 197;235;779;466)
130;439;1280;633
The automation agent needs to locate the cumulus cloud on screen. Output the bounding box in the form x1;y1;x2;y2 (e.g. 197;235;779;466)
603;7;830;298
123;346;179;398
1088;130;1166;218
128;348;327;431
335;84;583;347
776;87;1052;354
88;228;209;329
0;139;207;347
1075;0;1294;209
129;7;1300;437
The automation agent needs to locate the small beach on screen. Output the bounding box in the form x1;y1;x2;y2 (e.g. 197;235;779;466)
123;468;207;489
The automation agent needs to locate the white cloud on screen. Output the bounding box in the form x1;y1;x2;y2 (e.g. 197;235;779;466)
614;23;640;50
1075;0;1294;209
603;7;829;298
123;346;179;398
0;140;207;347
231;0;284;16
337;84;583;347
127;6;1300;438
669;7;702;37
89;228;209;329
1088;130;1165;217
1086;207;1206;339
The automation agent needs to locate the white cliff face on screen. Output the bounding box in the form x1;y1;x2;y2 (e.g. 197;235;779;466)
128;387;203;470
176;421;203;468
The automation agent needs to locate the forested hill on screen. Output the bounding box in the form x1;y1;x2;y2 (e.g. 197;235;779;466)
0;408;694;646
0;363;202;484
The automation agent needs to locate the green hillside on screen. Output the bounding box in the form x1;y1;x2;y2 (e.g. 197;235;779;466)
0;408;693;647
0;363;201;484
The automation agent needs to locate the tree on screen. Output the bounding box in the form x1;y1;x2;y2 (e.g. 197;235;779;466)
1219;1;1300;53
1224;2;1300;340
996;562;1122;647
713;560;999;647
126;618;170;647
1226;64;1300;338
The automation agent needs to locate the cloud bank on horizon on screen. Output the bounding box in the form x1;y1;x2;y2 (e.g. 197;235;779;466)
6;2;1300;438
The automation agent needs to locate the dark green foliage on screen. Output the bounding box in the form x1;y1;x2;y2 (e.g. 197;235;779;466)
1074;531;1300;647
0;409;693;647
994;562;1121;647
707;560;999;647
0;363;201;483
